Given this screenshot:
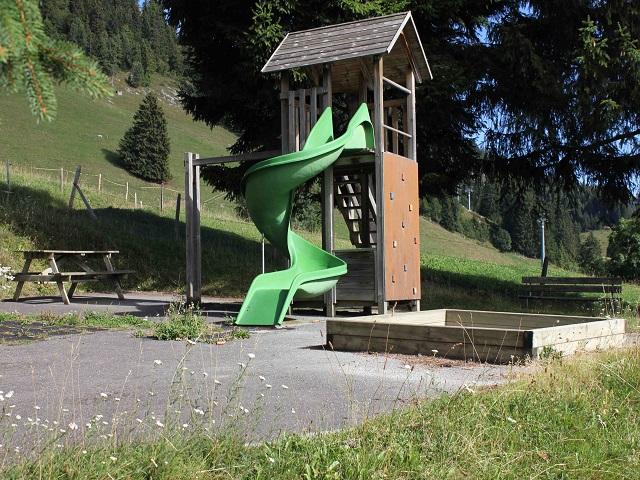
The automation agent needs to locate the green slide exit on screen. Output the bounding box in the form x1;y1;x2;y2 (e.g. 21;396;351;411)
235;104;374;326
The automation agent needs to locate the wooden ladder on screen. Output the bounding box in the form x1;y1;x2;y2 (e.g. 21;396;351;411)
334;173;377;247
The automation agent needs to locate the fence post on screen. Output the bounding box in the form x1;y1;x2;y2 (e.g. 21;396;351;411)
125;182;129;202
98;173;102;192
174;193;181;240
261;235;265;273
5;160;10;191
160;184;164;212
60;168;64;192
68;166;81;208
134;192;137;209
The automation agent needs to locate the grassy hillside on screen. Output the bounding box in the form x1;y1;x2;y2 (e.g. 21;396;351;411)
0;75;236;206
581;228;612;256
1;170;638;320
0;84;637;316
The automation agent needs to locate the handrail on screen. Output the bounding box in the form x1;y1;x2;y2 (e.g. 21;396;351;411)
382;76;411;95
383;123;411;138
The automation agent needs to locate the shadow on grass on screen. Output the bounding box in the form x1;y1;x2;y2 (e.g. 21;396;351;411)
0;184;279;297
101;148;124;170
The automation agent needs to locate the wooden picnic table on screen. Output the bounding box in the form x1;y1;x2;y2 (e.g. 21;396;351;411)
12;250;134;305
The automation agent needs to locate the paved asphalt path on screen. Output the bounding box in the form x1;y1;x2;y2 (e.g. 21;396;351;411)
0;294;522;449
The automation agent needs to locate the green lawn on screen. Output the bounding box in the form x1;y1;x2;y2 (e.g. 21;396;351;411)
5;347;640;479
0;75;236;207
1;170;639;317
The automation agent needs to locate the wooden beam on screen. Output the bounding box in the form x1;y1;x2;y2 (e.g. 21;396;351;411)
406;69;416;160
322;64;335;316
280;74;289;154
184;152;194;302
382;76;411;95
310;86;318;128
193;150;280;166
288;90;296;152
194;156;202;302
298;89;307;148
373;56;387;314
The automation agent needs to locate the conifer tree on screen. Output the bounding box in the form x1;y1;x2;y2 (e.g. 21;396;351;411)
118;93;171;183
0;0;112;121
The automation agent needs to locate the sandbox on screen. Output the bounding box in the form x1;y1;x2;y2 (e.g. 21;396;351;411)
326;309;626;363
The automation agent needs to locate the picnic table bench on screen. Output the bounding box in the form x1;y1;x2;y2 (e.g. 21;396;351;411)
520;276;623;312
12;250;134;305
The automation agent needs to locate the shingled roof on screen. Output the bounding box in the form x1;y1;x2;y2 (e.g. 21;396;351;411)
262;12;431;83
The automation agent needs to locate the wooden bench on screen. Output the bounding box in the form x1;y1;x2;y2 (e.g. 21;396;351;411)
12;250;134;305
520;276;623;312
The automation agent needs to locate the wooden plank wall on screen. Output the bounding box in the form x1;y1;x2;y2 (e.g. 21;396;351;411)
383;152;420;302
334;248;376;302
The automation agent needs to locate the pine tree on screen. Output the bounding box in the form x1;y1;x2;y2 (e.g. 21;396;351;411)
118;93;171;183
0;0;112;121
578;233;604;276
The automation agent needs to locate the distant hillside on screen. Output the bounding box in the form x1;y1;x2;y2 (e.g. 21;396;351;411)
0;74;235;206
581;229;612;257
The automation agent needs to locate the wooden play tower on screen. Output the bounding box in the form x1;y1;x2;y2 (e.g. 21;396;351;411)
185;11;431;315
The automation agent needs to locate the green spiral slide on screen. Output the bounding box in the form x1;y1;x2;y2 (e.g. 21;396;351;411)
235;104;374;326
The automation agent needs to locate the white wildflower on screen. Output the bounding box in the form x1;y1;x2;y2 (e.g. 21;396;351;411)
153;359;162;366
110;456;117;462
259;375;266;381
193;408;205;416
281;384;288;389
265;384;272;389
155;420;164;428
506;416;517;424
68;422;78;431
100;392;108;398
247;353;255;359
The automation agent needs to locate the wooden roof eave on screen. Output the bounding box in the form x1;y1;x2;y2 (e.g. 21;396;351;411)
385;13;432;83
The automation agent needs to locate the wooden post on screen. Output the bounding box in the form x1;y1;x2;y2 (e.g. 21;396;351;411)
60;168;64;193
281;74;289;154
321;65;336;317
68;166;81;208
193;155;202;301
310;86;318;128
406;69;416;160
373;56;387;315
261;235;266;274
134;192;137;209
68;166;96;220
298;89;307;148
125;182;129;202
185;152;194;302
160;184;164;212
98;173;102;192
174;193;181;240
288;90;296;153
5;160;10;191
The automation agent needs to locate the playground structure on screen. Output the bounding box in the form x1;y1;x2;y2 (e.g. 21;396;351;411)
184;12;431;319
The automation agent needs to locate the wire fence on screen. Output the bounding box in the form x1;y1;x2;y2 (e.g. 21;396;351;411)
2;160;235;221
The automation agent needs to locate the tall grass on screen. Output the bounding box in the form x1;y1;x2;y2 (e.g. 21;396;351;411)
4;347;639;479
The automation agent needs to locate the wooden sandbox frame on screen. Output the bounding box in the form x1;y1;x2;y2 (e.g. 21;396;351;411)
326;309;627;363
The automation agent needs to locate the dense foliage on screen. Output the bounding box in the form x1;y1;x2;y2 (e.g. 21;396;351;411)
607;217;640;280
40;0;182;83
163;0;640;204
0;0;111;121
577;233;605;276
422;180;635;266
118;93;171;183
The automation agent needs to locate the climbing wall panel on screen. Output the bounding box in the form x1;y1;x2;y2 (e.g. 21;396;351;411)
383;152;421;302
